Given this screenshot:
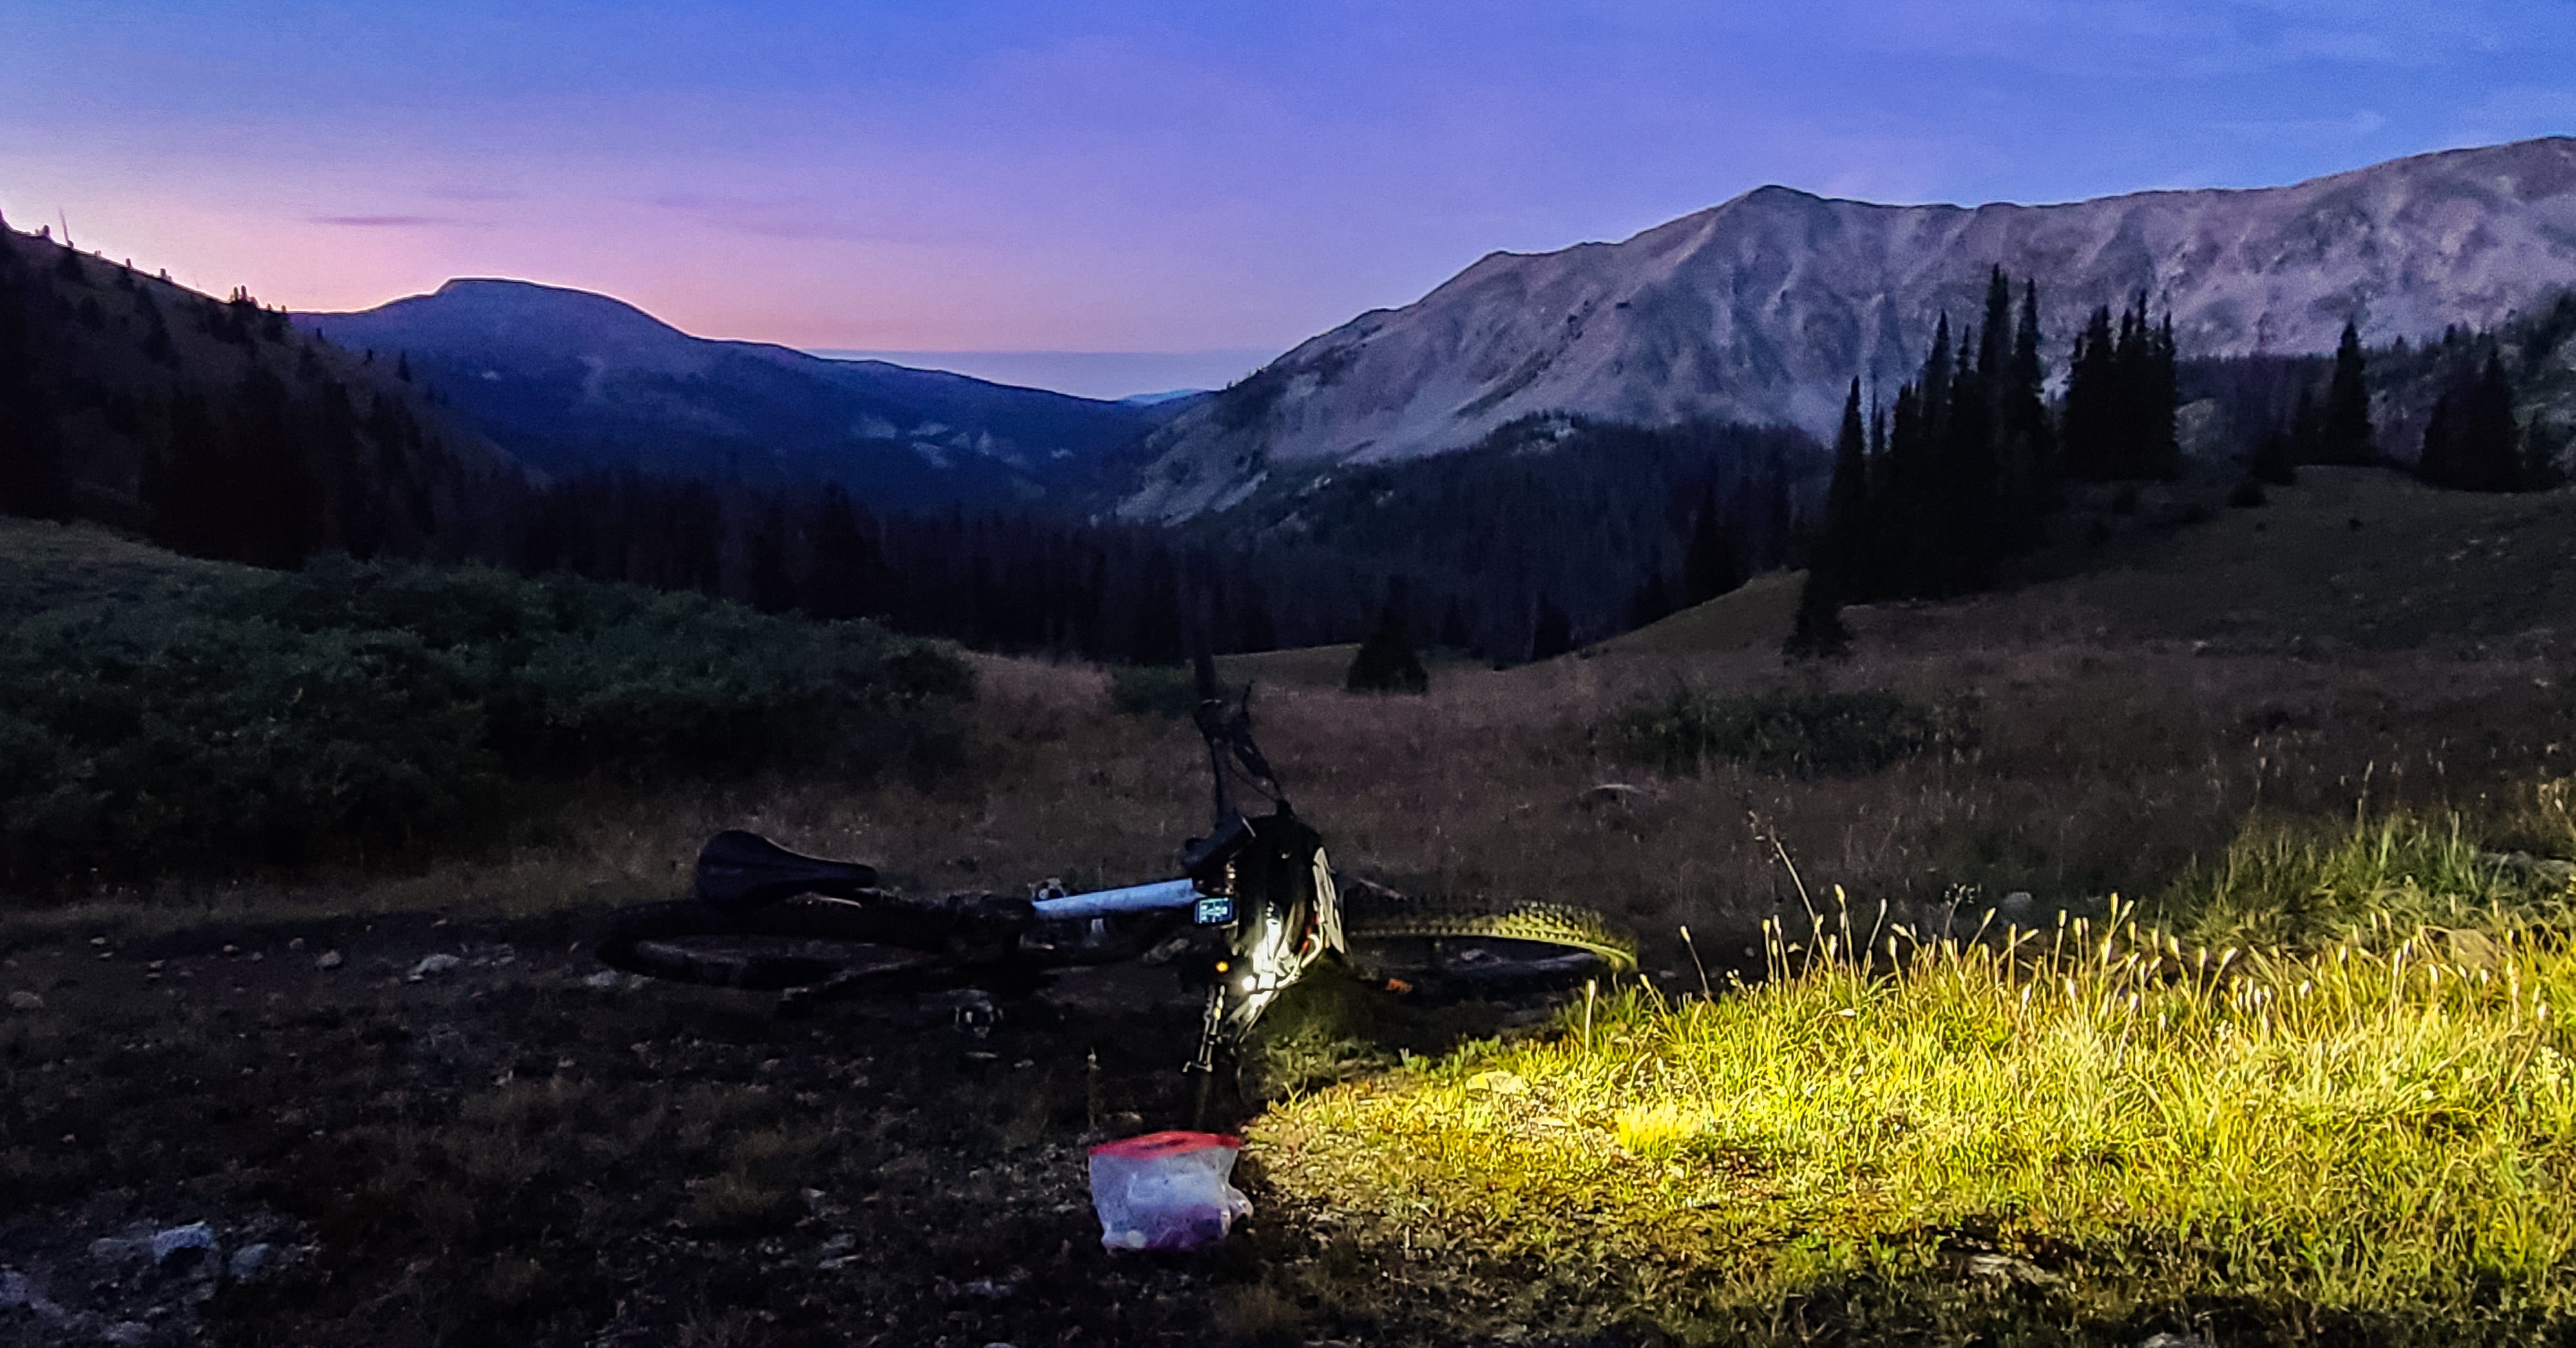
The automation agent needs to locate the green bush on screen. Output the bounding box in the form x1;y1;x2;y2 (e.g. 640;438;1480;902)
0;556;973;893
1107;664;1198;718
1602;687;1974;777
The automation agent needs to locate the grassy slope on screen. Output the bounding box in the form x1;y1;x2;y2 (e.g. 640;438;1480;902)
1603;466;2576;663
0;516;251;621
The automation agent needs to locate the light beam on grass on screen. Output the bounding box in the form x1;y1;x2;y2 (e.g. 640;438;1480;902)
1256;859;2576;1336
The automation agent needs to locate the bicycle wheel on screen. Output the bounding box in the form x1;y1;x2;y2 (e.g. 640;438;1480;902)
1338;882;1639;988
595;899;945;991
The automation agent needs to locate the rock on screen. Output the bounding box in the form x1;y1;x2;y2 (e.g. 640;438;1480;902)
1961;1252;2065;1288
315;950;344;971
407;953;462;980
0;1268;31;1309
6;991;41;1012
227;1243;274;1282
152;1222;216;1266
582;969;620;990
102;1322;151;1345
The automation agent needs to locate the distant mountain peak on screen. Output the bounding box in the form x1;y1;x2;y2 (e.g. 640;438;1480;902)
296;280;1179;511
1116;136;2576;523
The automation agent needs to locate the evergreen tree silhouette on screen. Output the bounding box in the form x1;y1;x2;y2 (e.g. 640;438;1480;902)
1680;482;1743;605
1811;378;1871;607
2320;320;2373;464
1346;580;1429;693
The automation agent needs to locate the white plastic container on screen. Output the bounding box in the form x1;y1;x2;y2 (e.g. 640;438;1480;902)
1086;1130;1252;1251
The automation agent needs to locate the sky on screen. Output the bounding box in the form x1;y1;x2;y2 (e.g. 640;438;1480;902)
5;1;2573;397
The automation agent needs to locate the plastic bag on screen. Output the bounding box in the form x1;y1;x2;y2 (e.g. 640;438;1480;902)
1087;1130;1253;1251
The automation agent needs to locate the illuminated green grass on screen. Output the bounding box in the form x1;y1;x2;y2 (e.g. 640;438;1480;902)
1257;850;2576;1342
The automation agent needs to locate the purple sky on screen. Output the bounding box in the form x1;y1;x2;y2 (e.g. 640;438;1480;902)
5;2;2572;395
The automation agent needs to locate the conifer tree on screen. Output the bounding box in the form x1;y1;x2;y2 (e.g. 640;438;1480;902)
2251;425;2298;487
2320;320;2373;464
1346;580;1429;694
1680;482;1743;605
2459;352;2521;491
1811;379;1871;603
2062;305;2117;480
1784;572;1851;660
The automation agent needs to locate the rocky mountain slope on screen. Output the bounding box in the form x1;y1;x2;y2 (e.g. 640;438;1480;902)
299;280;1176;510
1120;137;2576;522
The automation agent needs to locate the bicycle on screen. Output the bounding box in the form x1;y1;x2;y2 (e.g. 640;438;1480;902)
594;652;1638;1080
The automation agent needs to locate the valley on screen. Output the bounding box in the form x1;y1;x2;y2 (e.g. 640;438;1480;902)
10;120;2576;1347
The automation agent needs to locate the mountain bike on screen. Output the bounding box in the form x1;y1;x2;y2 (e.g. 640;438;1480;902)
594;652;1637;1079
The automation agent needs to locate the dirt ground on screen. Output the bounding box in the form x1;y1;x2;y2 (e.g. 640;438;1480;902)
0;900;1603;1348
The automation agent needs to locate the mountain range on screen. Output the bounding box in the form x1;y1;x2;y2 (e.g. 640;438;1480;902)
296;280;1180;510
1118;136;2576;522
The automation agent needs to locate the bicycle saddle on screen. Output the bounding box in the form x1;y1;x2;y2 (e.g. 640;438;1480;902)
693;830;881;909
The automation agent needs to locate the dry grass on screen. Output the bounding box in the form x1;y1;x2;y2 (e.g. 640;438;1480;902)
1258;885;2576;1343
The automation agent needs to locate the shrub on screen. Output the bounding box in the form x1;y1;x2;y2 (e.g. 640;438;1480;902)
0;556;973;893
1602;687;1974;777
1107;664;1199;718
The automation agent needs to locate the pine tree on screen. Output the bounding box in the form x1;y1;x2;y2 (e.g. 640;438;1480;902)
2251;426;2298;487
1679;482;1743;605
2320;320;2373;464
1811;379;1870;603
2461;352;2521;491
2063;305;2117;480
1784;571;1851;660
1346;581;1429;694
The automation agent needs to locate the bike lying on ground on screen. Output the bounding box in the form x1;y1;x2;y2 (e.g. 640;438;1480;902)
595;654;1637;1077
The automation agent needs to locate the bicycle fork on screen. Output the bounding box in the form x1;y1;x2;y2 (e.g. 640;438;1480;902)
1185;984;1225;1127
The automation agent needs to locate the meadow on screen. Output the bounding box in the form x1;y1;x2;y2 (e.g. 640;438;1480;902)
8;466;2576;1344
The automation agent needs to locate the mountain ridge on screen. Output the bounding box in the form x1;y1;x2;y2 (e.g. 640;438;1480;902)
297;278;1178;511
1118;136;2576;522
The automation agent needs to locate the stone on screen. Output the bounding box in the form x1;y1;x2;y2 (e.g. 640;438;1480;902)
152;1222;216;1266
227;1244;274;1282
407;953;461;980
582;970;620;990
102;1322;151;1345
6;991;41;1012
0;1268;31;1309
314;951;343;971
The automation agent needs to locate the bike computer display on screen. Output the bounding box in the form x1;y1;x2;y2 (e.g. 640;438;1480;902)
1191;895;1234;926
